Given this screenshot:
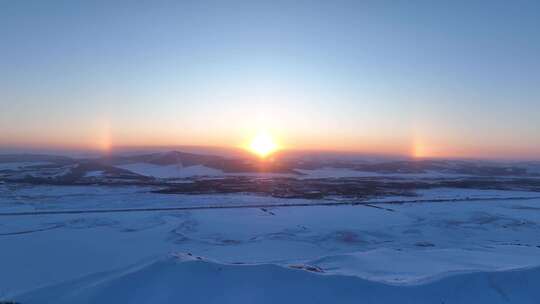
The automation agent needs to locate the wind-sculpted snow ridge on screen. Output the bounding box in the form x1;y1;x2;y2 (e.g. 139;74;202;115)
305;247;540;285
14;254;540;304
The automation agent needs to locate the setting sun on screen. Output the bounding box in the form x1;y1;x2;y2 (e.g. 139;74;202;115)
248;132;278;158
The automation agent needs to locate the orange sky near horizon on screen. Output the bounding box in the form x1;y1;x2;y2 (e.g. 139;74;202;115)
2;124;539;161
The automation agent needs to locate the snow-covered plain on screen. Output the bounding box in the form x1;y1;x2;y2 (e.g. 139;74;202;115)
296;167;473;179
116;162;305;179
1;183;540;303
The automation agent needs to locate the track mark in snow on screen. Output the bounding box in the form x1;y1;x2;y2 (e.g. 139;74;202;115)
1;196;539;217
363;204;395;212
0;224;64;236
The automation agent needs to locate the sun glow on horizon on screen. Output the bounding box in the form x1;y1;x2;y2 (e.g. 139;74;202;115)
248;132;279;158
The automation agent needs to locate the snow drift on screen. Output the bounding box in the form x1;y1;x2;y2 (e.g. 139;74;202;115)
16;256;540;304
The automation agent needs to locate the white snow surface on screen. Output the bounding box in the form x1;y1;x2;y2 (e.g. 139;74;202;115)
117;163;224;178
1;184;540;303
84;170;105;178
296;167;470;179
15;258;540;304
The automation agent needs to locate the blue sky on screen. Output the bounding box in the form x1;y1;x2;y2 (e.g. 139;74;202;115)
1;0;539;159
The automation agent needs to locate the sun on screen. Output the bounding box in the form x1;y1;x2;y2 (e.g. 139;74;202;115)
248;132;278;158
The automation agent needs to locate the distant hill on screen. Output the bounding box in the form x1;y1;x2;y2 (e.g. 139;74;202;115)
0;154;74;165
1;151;538;184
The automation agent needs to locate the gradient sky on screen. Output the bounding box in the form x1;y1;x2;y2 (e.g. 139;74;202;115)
1;0;539;159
